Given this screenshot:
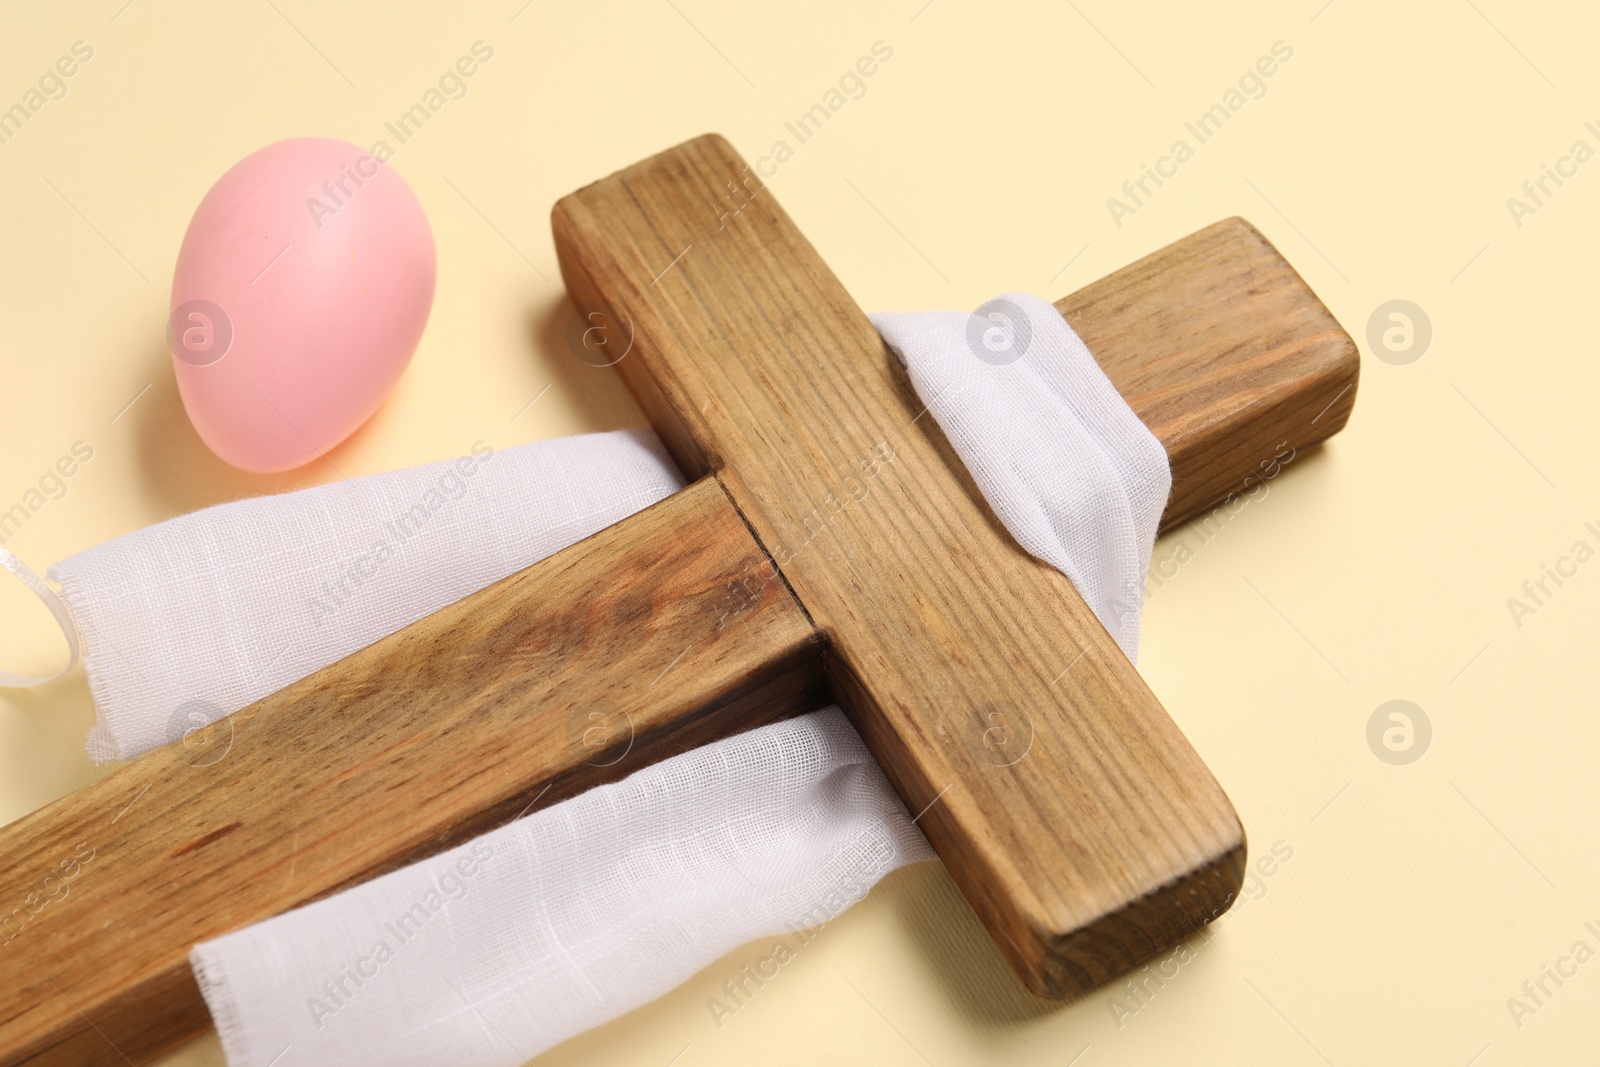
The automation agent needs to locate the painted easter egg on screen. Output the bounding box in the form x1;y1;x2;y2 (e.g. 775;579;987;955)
169;137;435;472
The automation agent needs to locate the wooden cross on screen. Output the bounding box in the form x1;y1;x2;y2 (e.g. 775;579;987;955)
0;134;1356;1065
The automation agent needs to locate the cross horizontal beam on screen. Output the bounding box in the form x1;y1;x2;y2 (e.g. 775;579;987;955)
0;135;1354;1065
0;478;822;1065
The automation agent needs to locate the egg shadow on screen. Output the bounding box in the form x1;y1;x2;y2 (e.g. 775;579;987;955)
129;339;382;518
127;292;645;523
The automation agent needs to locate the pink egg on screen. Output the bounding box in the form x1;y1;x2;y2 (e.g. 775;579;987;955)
169;138;436;472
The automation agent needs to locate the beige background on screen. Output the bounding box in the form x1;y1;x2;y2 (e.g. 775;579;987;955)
2;0;1597;1063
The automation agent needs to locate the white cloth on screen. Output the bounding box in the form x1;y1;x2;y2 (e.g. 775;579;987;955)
46;428;683;761
872;293;1170;661
0;545;79;686
5;296;1170;1066
192;708;933;1067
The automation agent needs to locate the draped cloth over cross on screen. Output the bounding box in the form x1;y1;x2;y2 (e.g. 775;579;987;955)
0;133;1356;1065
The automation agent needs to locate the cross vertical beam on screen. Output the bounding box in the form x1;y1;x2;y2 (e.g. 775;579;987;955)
553;133;1355;996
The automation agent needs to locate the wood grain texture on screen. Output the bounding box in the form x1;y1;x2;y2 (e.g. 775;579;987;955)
0;134;1360;1064
1060;216;1358;531
550;133;1335;999
0;478;824;1066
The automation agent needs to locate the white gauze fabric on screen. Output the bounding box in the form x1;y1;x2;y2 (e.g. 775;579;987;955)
191;708;934;1067
2;294;1169;1067
46;428;684;761
872;292;1171;661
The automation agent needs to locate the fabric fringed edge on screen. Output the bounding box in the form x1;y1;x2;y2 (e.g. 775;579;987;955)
190;942;255;1067
45;563;124;763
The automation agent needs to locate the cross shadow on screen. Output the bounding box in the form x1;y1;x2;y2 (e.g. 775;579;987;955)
876;861;1065;1028
524;297;650;434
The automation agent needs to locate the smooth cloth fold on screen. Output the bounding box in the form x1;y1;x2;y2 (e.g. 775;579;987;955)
47;428;683;761
192;708;933;1067
871;292;1170;661
8;295;1169;1066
